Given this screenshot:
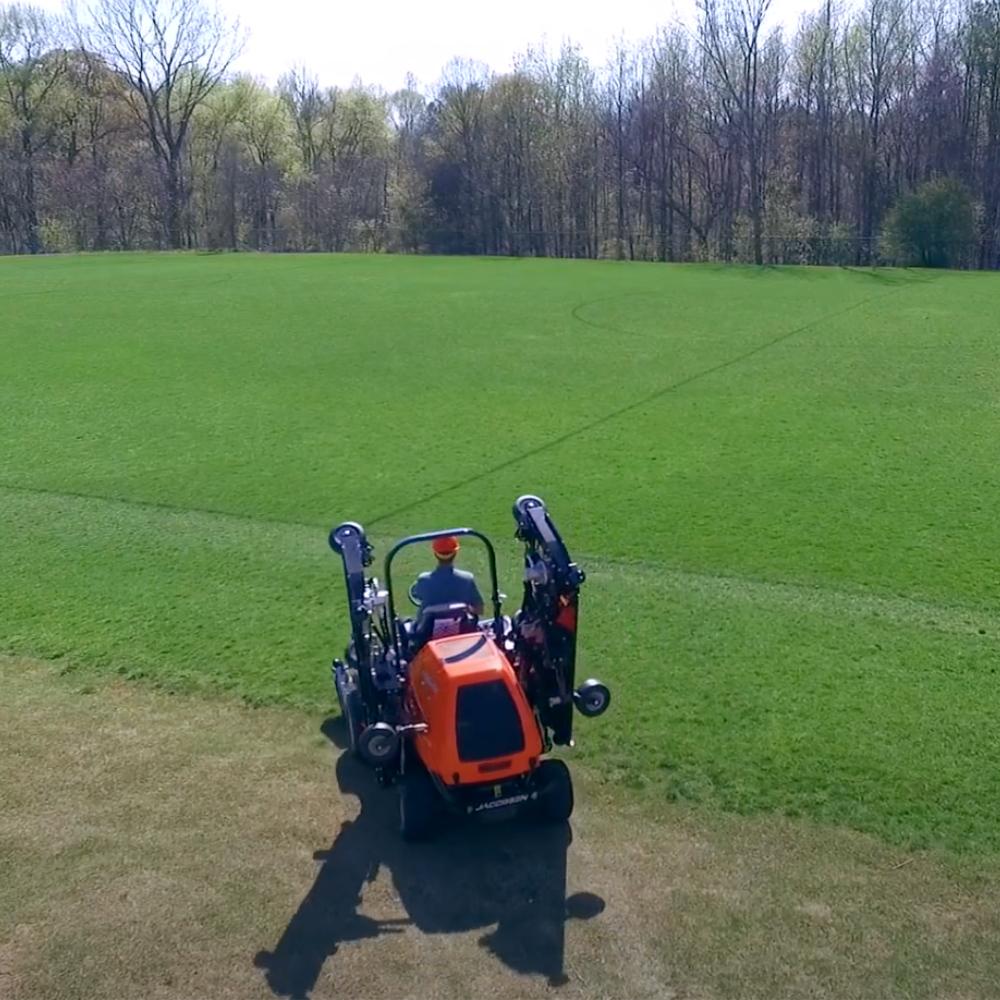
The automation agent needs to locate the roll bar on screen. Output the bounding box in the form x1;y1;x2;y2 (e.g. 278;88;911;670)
383;528;504;651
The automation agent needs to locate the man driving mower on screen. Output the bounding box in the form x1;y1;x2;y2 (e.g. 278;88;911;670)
411;535;484;615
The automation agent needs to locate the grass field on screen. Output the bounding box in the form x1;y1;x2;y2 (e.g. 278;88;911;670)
6;657;999;1000
3;252;1000;855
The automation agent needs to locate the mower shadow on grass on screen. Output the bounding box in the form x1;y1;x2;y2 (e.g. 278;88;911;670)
253;718;605;999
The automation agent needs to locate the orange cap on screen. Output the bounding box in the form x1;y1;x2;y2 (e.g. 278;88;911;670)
432;535;460;558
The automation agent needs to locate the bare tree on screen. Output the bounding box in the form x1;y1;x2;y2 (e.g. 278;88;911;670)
699;0;774;264
3;0;1000;264
83;0;242;248
606;42;638;258
843;0;910;253
236;78;290;250
790;1;839;220
432;59;490;252
0;4;66;253
962;0;1000;265
278;67;323;171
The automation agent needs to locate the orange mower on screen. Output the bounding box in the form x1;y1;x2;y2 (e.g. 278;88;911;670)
328;495;610;840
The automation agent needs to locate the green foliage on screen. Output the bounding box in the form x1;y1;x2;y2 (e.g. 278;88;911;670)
883;178;978;268
234;79;294;170
38;215;73;251
758;189;822;265
3;254;1000;853
826;222;859;266
0;7;67;153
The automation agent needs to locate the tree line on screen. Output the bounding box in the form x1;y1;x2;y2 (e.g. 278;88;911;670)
1;0;999;267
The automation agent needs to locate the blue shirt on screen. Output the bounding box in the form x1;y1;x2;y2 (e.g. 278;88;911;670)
412;564;484;610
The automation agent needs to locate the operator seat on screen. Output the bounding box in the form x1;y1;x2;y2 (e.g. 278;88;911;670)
406;602;479;653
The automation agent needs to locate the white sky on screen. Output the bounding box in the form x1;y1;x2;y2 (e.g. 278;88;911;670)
38;0;813;92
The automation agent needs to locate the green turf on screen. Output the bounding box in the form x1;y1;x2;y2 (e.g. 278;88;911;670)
3;252;1000;853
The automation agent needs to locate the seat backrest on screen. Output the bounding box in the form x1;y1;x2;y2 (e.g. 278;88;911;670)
408;603;478;651
431;615;464;639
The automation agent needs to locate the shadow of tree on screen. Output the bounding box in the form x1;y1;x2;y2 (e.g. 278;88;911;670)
254;719;605;999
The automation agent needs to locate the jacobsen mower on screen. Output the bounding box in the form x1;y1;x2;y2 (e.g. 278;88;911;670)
328;495;610;840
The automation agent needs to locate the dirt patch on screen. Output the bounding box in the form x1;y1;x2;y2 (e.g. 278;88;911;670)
795;901;834;922
2;656;999;1000
0;942;19;1000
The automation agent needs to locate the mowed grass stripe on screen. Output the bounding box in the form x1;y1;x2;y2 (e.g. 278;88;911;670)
596;557;1000;640
0;267;920;539
4;482;997;640
5;484;1000;852
3;264;934;542
4;254;1000;852
371;274;935;527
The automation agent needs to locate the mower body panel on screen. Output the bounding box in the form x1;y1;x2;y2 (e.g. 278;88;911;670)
407;631;544;787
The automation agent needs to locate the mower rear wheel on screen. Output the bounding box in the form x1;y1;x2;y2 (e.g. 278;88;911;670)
534;759;574;823
399;768;438;841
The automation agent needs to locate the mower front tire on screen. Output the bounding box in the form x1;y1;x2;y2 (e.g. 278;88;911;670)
534;759;574;823
399;768;438;841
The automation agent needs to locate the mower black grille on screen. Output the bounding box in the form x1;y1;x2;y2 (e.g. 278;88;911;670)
456;681;525;762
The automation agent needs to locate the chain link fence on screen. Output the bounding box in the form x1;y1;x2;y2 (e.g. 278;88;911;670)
288;225;1000;270
5;219;999;269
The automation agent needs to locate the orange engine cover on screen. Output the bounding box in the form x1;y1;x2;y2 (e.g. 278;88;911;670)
407;631;544;786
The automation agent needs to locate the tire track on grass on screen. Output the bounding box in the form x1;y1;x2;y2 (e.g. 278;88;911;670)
3;481;995;642
367;275;938;528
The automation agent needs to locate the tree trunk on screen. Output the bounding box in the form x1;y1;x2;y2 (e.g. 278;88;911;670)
21;128;40;255
165;154;183;250
749;135;764;265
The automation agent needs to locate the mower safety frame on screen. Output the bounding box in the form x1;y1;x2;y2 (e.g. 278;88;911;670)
383;528;505;654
